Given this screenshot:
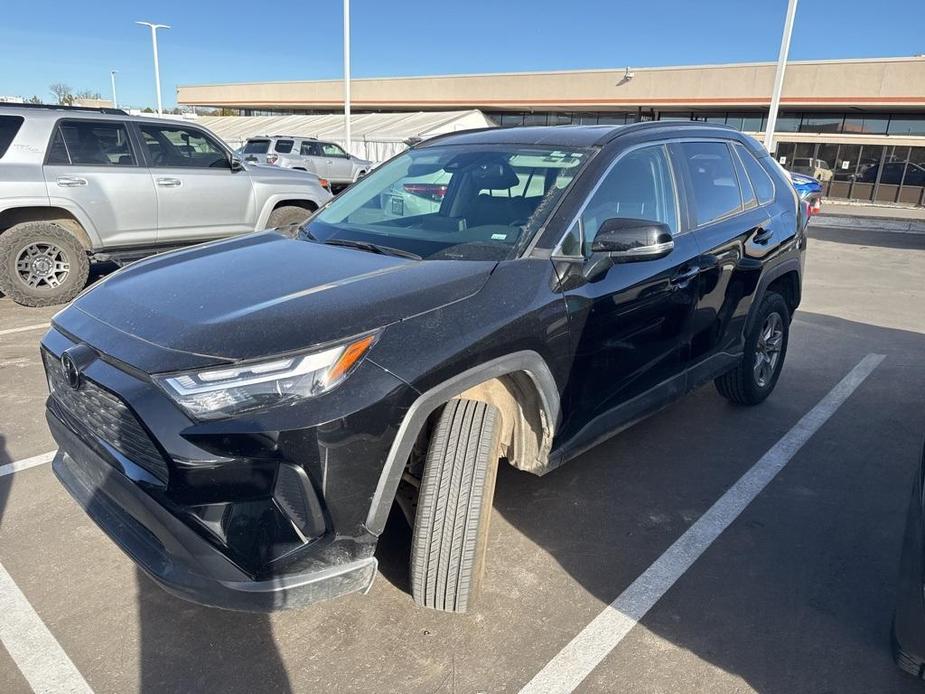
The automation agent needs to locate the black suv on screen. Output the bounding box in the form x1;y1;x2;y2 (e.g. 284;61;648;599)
43;122;806;613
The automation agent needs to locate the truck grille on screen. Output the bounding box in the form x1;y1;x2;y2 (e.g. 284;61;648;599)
43;351;169;483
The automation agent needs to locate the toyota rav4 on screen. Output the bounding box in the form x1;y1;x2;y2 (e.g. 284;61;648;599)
43;122;806;613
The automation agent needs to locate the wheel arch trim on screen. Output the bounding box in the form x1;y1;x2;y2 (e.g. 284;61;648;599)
364;350;560;536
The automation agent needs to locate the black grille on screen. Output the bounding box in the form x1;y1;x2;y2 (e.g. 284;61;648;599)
43;351;169;483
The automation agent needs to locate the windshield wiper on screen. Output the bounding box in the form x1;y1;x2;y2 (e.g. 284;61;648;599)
322;238;422;260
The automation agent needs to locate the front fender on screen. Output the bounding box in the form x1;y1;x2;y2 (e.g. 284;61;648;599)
363;350;561;536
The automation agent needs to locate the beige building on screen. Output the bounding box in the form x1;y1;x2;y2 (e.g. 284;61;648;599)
179;56;925;207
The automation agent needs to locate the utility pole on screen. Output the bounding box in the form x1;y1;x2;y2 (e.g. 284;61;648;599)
343;0;351;154
763;0;798;155
110;70;119;109
136;21;170;115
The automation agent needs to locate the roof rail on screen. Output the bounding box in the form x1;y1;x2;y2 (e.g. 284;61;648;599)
0;103;128;116
600;119;739;144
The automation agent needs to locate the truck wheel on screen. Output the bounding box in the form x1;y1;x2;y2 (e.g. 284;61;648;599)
267;205;313;236
410;399;501;613
0;222;89;307
715;292;790;405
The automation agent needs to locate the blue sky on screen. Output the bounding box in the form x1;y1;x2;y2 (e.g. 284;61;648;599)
1;0;923;109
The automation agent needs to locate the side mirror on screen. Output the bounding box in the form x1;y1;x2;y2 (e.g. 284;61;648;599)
591;218;674;262
230;156;246;173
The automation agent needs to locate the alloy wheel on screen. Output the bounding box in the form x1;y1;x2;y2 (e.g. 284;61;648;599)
15;242;70;289
753;311;784;388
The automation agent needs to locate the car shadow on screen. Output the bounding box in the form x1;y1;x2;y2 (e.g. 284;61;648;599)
133;566;293;694
487;311;925;692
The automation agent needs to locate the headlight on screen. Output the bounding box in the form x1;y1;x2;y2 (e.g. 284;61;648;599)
155;333;378;420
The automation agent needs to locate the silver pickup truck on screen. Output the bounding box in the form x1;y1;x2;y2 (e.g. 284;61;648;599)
0;105;331;306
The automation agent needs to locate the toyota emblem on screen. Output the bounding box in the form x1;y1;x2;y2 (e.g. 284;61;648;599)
61;352;81;390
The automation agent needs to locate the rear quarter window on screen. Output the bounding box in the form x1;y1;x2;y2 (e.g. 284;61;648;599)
735;144;776;205
274;139;294;154
0;115;25;159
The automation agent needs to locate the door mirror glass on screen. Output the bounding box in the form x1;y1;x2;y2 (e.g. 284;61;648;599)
591;218;674;262
230;156;245;172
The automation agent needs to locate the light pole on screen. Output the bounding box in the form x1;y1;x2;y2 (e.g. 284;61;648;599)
343;0;351;155
136;21;170;115
110;70;119;109
763;0;798;155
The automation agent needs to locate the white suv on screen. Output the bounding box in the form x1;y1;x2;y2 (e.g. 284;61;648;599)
241;136;372;191
0;105;331;306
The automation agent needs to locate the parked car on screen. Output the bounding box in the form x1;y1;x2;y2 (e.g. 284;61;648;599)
0;105;331;306
790;171;823;216
241;135;372;191
893;439;925;680
791;157;833;182
43;121;805;613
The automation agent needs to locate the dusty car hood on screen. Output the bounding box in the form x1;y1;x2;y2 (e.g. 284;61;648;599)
69;232;495;365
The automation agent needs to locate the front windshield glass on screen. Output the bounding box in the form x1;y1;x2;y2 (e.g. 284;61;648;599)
303;144;588;261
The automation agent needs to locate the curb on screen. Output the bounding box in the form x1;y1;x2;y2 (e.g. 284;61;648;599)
811;214;925;233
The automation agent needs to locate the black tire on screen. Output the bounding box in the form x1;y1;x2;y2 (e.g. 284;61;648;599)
0;222;90;307
410;399;501;613
715;291;790;405
267;205;314;236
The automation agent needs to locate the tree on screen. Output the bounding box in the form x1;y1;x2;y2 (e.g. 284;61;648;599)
49;83;73;105
25;95;42;104
75;89;102;101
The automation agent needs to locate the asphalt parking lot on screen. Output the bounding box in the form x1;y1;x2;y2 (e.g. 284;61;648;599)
1;224;923;694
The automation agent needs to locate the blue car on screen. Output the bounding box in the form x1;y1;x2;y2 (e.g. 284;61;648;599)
790;171;823;216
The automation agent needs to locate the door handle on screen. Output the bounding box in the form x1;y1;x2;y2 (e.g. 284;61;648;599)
753;226;774;245
669;266;700;287
56;176;87;187
156;177;182;187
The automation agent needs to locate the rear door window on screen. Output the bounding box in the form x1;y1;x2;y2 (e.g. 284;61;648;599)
300;140;316;156
0;115;24;159
46;120;136;166
734;144;776;205
672;141;742;225
274;139;294;154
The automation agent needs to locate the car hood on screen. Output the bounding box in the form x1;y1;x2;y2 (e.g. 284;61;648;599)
67;232;495;367
245;163;324;185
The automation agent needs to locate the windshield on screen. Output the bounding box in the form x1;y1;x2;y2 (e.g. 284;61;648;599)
303;144;588;261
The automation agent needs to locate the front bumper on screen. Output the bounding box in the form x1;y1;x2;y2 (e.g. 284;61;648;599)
893;452;925;677
41;319;416;612
49;411;377;612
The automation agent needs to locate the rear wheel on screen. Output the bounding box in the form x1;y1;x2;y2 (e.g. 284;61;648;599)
267;205;314;236
0;222;89;307
715;292;790;405
410;399;501;612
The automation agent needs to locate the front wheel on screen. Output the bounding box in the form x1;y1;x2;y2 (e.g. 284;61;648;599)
266;205;315;237
715;292;790;405
410;399;501;612
0;222;90;307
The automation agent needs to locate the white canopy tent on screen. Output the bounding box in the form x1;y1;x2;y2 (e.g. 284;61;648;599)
198;110;495;163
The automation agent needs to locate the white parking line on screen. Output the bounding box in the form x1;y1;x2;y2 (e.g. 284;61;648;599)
0;323;49;337
0;450;56;478
520;353;885;694
0;561;93;693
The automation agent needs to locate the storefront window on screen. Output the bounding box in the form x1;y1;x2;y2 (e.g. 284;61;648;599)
843;115;889;134
800;113;844;133
775;112;802;132
888;116;925;136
